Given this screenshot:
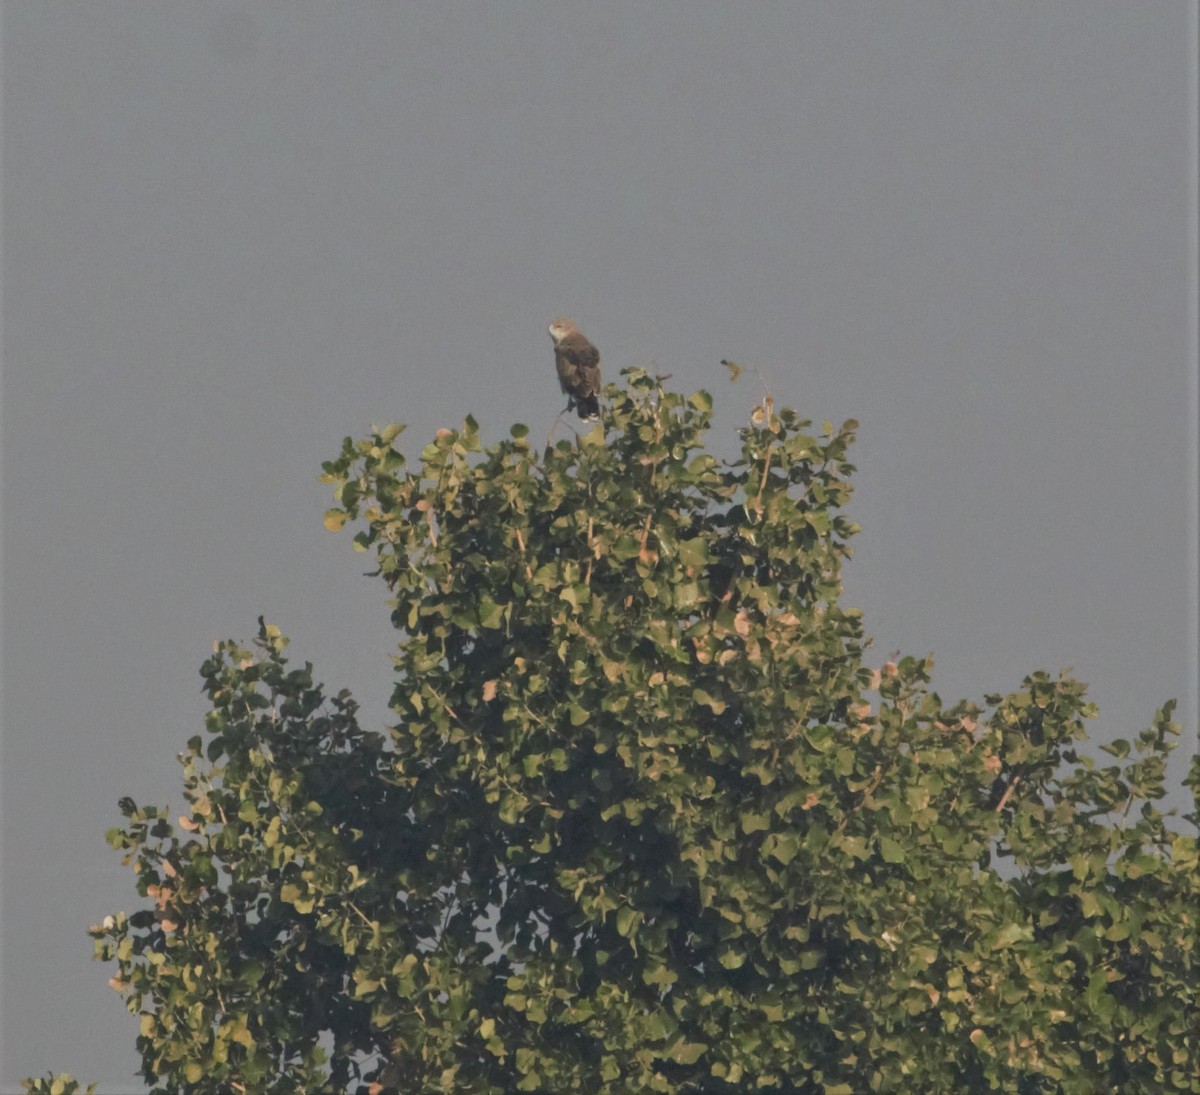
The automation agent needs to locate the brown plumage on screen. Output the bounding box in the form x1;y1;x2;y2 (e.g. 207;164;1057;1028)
548;318;601;420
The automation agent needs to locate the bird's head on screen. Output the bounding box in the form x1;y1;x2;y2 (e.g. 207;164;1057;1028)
548;317;578;344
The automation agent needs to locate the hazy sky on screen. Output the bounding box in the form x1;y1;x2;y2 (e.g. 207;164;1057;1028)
3;5;1196;1090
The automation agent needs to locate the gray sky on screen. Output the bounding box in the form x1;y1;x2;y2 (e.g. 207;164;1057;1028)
2;4;1196;1090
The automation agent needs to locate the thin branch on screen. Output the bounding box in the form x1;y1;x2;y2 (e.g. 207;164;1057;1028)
994;774;1022;813
754;443;774;511
638;513;653;556
514;527;534;581
522;703;549;728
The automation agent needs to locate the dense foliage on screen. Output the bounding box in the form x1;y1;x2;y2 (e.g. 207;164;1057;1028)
27;371;1199;1093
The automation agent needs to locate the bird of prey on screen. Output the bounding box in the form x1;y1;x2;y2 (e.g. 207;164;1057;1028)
549;318;601;421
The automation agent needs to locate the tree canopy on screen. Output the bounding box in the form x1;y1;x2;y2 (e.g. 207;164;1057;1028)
27;371;1199;1093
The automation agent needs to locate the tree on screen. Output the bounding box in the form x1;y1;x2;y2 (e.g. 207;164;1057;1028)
27;371;1199;1093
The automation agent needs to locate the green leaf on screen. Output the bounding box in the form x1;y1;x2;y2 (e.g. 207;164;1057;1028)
667;1038;709;1064
323;508;349;531
677;538;710;568
740;812;771;834
717;946;745;970
993;922;1032;949
693;688;726;714
767;832;800;865
642;963;679;989
477;596;506;629
280;883;302;905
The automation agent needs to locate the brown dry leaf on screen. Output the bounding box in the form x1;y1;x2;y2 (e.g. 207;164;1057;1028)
481;680;498;702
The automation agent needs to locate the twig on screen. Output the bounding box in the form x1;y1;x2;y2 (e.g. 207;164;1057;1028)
638;513;653;557
862;765;884;801
993;774;1022;813
754;443;774;511
426;688;463;725
514;528;534;581
522;704;548;728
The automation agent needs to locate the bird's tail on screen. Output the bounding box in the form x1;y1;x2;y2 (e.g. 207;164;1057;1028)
577;395;600;421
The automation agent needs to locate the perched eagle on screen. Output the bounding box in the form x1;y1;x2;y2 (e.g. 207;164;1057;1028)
549;318;601;421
